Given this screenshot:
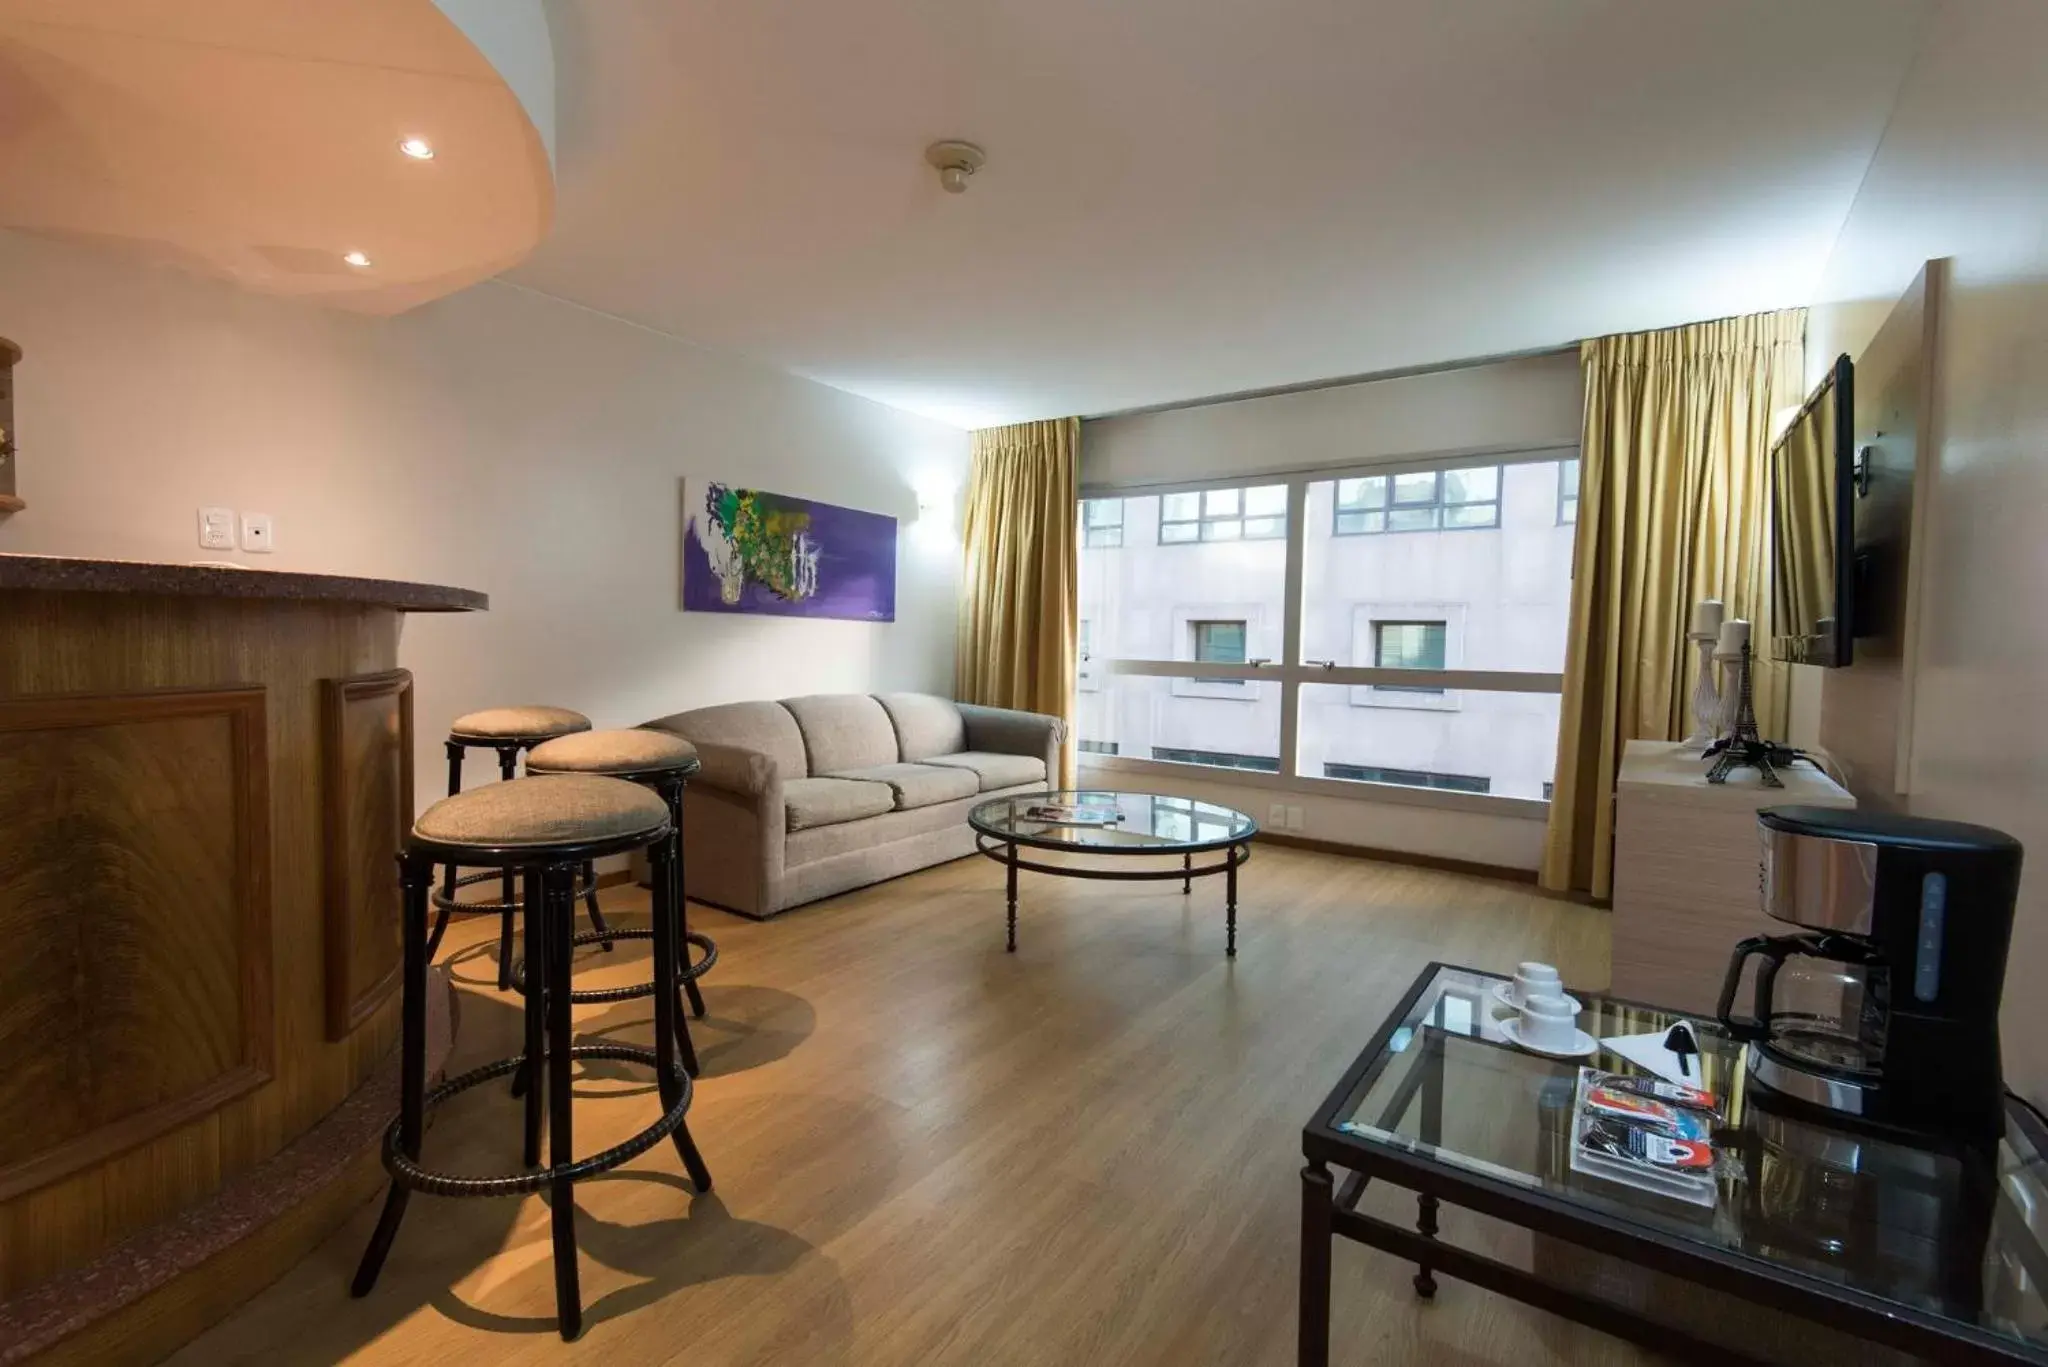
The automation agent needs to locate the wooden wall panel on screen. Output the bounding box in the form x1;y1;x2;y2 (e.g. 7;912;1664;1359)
321;669;413;1040
0;688;272;1202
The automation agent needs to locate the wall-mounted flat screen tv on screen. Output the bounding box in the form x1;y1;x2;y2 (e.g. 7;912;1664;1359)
1770;353;1855;667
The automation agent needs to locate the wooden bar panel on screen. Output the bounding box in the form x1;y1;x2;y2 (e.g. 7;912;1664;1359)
321;669;414;1040
0;687;273;1202
0;590;403;1298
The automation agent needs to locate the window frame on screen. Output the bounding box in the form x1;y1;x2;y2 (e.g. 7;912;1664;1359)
1557;458;1580;526
1074;444;1575;817
1369;619;1449;696
1082;497;1126;548
1332;465;1502;536
1158;483;1289;544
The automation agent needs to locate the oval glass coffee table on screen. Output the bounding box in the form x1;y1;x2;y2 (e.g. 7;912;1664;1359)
967;790;1257;956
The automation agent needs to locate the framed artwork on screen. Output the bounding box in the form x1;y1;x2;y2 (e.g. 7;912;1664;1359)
682;482;897;622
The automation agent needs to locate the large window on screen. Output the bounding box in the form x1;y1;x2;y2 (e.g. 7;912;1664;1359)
1077;451;1573;801
1558;459;1580;525
1334;466;1500;535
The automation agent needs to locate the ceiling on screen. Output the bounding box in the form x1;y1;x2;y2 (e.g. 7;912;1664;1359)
0;0;552;312
513;0;1932;427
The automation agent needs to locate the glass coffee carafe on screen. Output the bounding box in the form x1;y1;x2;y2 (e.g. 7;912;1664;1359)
1719;931;1891;1083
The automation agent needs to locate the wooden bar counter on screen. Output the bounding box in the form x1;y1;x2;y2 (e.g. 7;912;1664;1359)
0;554;484;1363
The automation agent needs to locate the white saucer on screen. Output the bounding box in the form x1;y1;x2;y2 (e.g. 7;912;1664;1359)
1492;982;1582;1014
1498;1017;1599;1058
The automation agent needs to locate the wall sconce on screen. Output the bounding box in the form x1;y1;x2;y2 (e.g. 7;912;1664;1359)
911;483;957;546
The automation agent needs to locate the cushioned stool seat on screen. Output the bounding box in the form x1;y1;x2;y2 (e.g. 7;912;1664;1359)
525;729;700;777
415;774;668;848
449;705;592;742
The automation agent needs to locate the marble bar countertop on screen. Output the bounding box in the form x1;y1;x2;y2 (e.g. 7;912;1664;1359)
0;553;486;612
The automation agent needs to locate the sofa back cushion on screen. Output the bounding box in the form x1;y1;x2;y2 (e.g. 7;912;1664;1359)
876;693;968;762
645;700;807;777
780;694;900;775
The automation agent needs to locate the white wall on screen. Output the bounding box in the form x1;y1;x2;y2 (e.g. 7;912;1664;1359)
1805;0;2048;1103
1078;354;1583;870
0;230;968;804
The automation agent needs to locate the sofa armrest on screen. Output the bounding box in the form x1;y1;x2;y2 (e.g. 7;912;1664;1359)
686;740;781;799
958;703;1065;779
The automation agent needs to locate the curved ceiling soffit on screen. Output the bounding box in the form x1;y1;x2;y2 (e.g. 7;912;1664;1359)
0;0;557;314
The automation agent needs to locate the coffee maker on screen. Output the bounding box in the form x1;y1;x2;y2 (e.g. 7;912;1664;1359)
1717;805;2023;1143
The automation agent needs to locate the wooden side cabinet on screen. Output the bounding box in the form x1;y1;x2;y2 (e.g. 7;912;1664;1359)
1609;740;1855;1016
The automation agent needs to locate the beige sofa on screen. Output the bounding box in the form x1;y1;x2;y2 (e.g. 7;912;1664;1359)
644;692;1064;918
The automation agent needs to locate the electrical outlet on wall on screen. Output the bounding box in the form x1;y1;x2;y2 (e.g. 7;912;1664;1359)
240;512;275;554
197;506;236;550
1268;802;1288;829
1285;805;1305;831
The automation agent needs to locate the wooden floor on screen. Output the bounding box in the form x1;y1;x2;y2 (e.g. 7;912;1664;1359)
170;843;1654;1366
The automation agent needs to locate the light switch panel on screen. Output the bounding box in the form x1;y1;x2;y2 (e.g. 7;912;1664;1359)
198;506;236;550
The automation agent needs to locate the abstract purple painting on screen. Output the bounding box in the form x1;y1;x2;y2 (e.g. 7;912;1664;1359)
682;482;897;621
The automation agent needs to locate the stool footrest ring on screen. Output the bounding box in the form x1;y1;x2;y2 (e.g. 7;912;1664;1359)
381;1044;691;1198
508;928;719;1004
431;868;594;916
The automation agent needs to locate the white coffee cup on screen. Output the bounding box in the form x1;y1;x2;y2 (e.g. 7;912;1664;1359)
1511;961;1563;1008
1518;991;1580;1052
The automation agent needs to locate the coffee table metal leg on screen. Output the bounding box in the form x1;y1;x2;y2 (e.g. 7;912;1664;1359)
1225;844;1239;957
1005;840;1019;952
1413;1193;1440;1298
1300;1160;1334;1367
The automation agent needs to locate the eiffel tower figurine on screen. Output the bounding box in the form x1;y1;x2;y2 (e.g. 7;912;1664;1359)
1704;641;1784;787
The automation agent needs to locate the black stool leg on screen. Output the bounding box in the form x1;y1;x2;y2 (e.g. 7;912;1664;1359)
677;786;705;1020
352;854;432;1297
429;740;464;956
543;865;584;1340
582;860;613;948
514;865;546;1163
495;747;521;989
651;833;713;1193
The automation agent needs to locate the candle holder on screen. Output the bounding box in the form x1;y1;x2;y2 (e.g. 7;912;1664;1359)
1680;632;1721;750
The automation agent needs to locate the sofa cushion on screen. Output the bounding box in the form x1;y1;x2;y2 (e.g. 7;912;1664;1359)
876;693;968;762
923;751;1048;792
781;694;900;775
646;700;807;778
783;776;895;831
828;762;979;811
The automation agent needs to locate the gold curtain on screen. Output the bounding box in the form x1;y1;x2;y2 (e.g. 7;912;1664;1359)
1541;310;1806;898
956;417;1080;786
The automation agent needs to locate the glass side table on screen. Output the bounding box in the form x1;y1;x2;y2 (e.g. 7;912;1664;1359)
1300;962;2048;1365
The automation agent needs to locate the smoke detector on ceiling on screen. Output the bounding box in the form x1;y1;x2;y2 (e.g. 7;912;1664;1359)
925;140;985;194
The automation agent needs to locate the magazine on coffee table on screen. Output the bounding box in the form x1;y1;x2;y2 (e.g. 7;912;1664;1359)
1567;1068;1720;1209
1020;801;1122;827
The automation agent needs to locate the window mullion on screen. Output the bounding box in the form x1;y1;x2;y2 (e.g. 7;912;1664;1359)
1279;478;1307;781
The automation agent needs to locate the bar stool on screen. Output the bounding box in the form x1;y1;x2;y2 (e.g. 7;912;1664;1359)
351;773;713;1341
428;705;604;989
522;729;718;1076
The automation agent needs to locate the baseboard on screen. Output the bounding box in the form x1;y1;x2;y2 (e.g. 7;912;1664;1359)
1253;830;1538;886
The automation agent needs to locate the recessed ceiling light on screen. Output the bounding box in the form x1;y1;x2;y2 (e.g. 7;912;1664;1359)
398;136;435;161
342;251;372;269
